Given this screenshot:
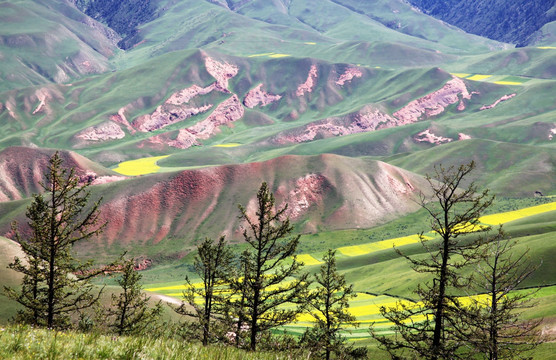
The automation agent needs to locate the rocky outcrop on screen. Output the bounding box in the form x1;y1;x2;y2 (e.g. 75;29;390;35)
148;95;245;149
75;121;125;142
204;56;239;92
550;127;556;141
272;106;396;144
243;84;282;108
272;76;477;145
480;93;516;110
279;174;330;220
109;56;240;138
393;77;473;123
413;129;453;145
336;67;363;86
135;103;214;132
296;64;318;96
0;147;120;202
134;84;217;132
190;95;244;139
166;84;217;105
458;133;472;140
110;107;135;134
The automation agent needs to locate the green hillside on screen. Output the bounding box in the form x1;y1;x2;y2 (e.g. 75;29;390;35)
0;0;555;355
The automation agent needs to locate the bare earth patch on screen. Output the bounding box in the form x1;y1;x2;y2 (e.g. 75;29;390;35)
413;129;453;145
393;77;473;123
296;64;318;97
479;93;516;110
336;67;363;86
75;121;125;142
243;84;282;108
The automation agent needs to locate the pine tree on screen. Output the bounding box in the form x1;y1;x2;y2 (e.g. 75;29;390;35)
372;161;494;360
108;258;163;336
234;182;310;351
175;236;234;345
4;152;105;329
461;227;543;359
304;249;358;360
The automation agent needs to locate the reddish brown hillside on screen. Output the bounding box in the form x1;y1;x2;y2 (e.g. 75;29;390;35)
63;154;432;258
0;147;123;201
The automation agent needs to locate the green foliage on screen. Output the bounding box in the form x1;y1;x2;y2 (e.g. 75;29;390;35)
0;324;309;360
175;236;234;345
408;0;556;45
461;228;543;359
372;161;495;360
303;249;358;360
4;152;105;329
107;258;163;336
233;182;310;351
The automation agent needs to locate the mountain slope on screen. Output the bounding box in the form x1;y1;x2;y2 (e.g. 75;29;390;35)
0;147;122;201
408;0;556;46
0;152;431;261
0;0;119;91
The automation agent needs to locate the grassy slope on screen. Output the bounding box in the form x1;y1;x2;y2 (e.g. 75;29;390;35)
0;0;118;92
0;0;555;354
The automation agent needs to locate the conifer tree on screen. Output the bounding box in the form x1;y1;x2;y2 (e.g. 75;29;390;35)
372;161;494;360
175;236;234;345
234;182;310;351
4;152;105;329
108;258;163;336
461;227;543;359
304;249;358;360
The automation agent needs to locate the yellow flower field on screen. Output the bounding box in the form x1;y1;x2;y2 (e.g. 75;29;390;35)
296;254;323;266
269;53;291;58
338;234;431;257
112;155;170;176
212;143;242;148
493;81;522;85
248;52;291;58
479;201;556;225
467;74;492;81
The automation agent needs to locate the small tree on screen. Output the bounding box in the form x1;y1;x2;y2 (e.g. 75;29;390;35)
233;182;310;351
5;152;105;329
304;249;358;360
461;227;543;360
175;236;234;345
372;161;494;360
107;258;163;336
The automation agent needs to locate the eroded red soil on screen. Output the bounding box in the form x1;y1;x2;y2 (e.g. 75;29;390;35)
296;64;318;97
243;84;282;108
336;67;363;86
393;77;473;123
413;129;453;145
479;93;516;110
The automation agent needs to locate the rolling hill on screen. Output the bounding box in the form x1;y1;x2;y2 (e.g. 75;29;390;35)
0;0;555;350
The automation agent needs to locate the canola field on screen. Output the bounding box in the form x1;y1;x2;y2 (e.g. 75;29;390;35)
212;143;242;148
144;200;556;336
248;52;291;58
451;73;528;86
112;155;170;176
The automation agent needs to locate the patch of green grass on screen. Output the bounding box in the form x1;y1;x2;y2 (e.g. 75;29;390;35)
0;324;305;360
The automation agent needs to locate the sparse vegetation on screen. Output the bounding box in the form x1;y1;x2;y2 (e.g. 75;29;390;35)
233;182;310;351
1;0;555;358
107;258;163;336
4;153;106;329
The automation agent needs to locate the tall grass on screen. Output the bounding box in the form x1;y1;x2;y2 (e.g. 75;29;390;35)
0;324;308;360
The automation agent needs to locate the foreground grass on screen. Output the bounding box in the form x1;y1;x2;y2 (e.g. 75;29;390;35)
0;325;305;360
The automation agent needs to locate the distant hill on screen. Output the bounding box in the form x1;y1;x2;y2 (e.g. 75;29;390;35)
408;0;556;46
